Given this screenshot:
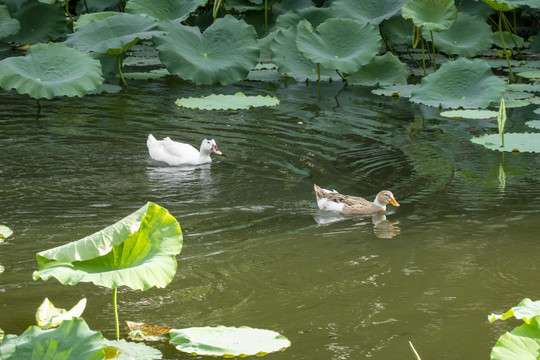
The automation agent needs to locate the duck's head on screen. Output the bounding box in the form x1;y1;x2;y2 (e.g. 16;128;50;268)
201;139;223;156
376;191;400;207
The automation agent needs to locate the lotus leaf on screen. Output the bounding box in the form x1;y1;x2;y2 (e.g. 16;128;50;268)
430;12;493;57
175;92;279;110
410;58;508;109
104;339;163;359
517;70;540;79
381;16;414;46
0;5;19;40
526;120;540;129
470;133;540;152
270;26;337;81
33;202;183;291
440;110;498;119
169;326;291;357
275;6;333;29
225;0;265;11
0;43;104;100
8;0;65;43
154;15;259;85
489;298;540;322
125;0;207;22
482;0;540;10
64;13;160;56
0;225;12;239
490;316;540;360
492;31;524;49
402;0;458;32
0;318;105;360
347;52;408;86
372;84;418;98
296;18;381;73
36;298;87;330
331;0;411;25
73;11;119;31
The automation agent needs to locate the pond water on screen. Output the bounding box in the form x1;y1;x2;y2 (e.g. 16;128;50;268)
1;74;540;360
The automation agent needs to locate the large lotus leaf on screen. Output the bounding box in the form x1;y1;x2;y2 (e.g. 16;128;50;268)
104;339;163;360
8;0;65;43
36;298;87;330
430;12;493;57
33;202;183;291
0;225;12;239
275;5;333;29
169;327;291;357
381;15;414;46
0;5;20;40
270;26;337;81
0;318;105;360
73;11;119;31
175;92;279;110
154;15;259;85
65;13;160;56
489;299;540;323
347;52;408;86
470;133;540;152
296;18;381;73
0;43;104;100
402;0;457;32
331;0;411;25
410;58;508;109
125;0;207;22
490;316;540;360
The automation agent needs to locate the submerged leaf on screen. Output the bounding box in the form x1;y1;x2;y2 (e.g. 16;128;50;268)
470;133;540;153
36;298;87;329
0;43;103;100
0;318;105;360
175;92;279;110
126;321;172;342
169;326;291;357
410;58;507;109
33;202;183;291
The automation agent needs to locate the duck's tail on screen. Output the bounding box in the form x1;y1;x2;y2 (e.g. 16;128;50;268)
314;184;325;201
147;134;157;148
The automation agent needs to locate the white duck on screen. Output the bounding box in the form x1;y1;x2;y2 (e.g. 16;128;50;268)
147;134;222;166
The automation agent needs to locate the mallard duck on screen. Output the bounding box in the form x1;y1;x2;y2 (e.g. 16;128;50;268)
147;134;222;166
314;184;400;215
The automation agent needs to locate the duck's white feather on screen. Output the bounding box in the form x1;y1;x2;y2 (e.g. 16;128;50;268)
147;134;219;166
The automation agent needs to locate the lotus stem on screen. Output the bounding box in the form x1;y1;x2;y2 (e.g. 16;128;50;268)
65;0;73;22
117;55;128;88
336;69;345;81
501;12;524;60
83;0;89;14
498;12;515;83
35;99;41;111
430;30;436;72
113;287;120;340
421;39;427;76
317;63;321;84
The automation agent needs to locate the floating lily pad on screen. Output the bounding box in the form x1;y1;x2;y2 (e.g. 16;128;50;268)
169;326;291;357
154;15;259;85
470;133;540;152
372;84;418;98
125;0;207;22
331;0;411;25
402;0;458;32
296;18;381;73
411;58;508;109
517;70;540;79
509;83;540;93
347;52;408;86
440;109;498;119
430;12;492;57
35;298;87;330
175;92;279;110
0;43;103;100
525;120;540;129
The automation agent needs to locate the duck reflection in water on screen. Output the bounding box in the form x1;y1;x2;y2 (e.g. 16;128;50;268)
313;211;400;238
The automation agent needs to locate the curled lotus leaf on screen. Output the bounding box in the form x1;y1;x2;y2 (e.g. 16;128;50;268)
175;92;279;110
402;0;458;32
410;58;508;109
169;326;291;357
0;43;103;100
347;52;408;86
65;13;160;56
430;12;493;57
125;0;207;22
489;298;540;323
471;133;540;152
32;202;183;291
36;298;87;330
331;0;411;25
154;15;260;85
0;5;20;40
0;225;13;239
381;15;414;46
296;18;381;74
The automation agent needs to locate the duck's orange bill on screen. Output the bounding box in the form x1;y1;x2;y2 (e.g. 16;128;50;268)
390;198;400;207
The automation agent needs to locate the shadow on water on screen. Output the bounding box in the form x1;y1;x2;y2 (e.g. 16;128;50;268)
1;78;540;359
